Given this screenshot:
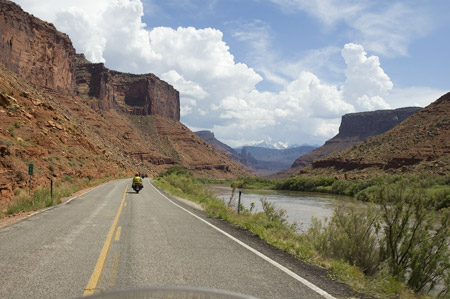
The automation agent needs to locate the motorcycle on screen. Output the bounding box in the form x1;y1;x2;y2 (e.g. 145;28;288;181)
132;182;143;193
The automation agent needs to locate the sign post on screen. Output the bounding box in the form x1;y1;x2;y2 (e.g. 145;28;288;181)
238;191;242;214
28;163;33;195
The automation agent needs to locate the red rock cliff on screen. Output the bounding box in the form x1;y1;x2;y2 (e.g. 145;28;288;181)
0;0;76;94
0;1;180;121
284;107;421;175
75;54;180;121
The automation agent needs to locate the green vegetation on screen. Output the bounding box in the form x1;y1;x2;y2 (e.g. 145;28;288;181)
7;125;16;137
233;175;450;210
155;167;450;298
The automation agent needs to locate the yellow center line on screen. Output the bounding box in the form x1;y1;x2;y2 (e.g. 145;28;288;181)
83;185;128;297
108;252;120;286
114;226;122;241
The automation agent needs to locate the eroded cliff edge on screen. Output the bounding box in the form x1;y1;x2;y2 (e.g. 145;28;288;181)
75;54;180;120
276;107;421;177
0;0;76;94
0;0;249;204
0;0;180;121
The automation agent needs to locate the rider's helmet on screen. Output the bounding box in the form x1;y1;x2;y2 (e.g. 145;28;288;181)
135;172;139;176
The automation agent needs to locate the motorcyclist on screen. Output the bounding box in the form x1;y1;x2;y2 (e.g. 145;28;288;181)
132;172;143;187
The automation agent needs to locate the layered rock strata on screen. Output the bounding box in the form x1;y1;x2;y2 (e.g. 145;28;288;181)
302;92;450;176
0;1;180;121
75;55;180;120
290;107;421;170
0;0;76;94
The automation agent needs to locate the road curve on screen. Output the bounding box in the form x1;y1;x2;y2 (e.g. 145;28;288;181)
0;179;359;298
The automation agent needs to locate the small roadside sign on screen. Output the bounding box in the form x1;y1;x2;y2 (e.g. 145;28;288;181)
28;163;34;176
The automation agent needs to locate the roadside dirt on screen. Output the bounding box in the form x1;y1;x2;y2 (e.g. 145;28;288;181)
0;185;97;229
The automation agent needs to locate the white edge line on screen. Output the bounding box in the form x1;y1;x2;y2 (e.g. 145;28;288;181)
149;182;336;299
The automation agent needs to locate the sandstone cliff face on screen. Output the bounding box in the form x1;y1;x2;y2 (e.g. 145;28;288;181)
0;0;76;94
0;1;247;205
0;1;180;121
288;107;421;172
337;107;422;139
75;55;180;121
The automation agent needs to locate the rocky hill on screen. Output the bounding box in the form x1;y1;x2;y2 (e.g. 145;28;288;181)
0;0;249;206
195;131;240;161
298;92;450;177
276;107;421;177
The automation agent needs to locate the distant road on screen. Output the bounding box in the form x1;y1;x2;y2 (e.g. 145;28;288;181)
0;179;357;298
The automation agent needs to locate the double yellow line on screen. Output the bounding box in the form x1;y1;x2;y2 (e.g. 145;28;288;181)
83;185;127;297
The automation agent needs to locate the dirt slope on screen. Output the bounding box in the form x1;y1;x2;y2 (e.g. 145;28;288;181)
0;64;248;207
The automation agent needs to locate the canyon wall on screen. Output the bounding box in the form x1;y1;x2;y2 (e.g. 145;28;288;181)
0;0;76;94
301;93;450;176
0;1;180;121
75;54;180;120
288;107;421;172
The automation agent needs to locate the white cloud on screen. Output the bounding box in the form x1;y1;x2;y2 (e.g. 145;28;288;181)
352;3;431;57
13;0;435;148
270;0;364;25
161;70;207;101
270;0;431;57
385;87;448;109
54;7;107;62
341;43;392;110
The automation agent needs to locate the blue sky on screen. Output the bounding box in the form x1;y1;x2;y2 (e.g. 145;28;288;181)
14;0;450;147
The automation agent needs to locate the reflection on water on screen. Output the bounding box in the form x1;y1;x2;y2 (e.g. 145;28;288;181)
207;185;360;232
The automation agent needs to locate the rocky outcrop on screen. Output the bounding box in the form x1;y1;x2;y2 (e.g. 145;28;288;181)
75;55;180;120
301;92;450;177
0;0;76;94
336;107;422;139
0;1;180;121
195;130;240;161
288;107;421;172
0;2;245;206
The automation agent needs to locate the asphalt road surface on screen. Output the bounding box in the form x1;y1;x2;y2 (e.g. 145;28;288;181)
0;179;360;299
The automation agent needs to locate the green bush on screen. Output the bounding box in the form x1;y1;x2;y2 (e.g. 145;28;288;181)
7;125;16;137
307;204;381;275
307;181;450;296
378;183;450;294
426;185;450;210
274;177;335;192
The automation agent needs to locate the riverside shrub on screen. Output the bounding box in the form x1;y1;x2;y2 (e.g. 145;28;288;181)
308;181;450;296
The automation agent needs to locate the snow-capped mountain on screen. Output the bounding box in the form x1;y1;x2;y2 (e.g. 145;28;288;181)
239;137;297;150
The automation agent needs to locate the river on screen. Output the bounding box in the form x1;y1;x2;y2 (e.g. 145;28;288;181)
207;185;361;233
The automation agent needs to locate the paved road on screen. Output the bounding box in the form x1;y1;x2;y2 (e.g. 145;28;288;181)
0;179;343;298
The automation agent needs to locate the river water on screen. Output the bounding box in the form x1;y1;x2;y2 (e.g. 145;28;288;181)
207;185;360;233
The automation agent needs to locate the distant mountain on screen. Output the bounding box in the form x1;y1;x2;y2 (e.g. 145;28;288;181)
276;106;422;178
236;136;304;150
195;131;317;176
299;92;450;178
237;145;317;176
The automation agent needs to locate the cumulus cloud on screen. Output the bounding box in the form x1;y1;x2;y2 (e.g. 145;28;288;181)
14;0;404;146
341;43;392;110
